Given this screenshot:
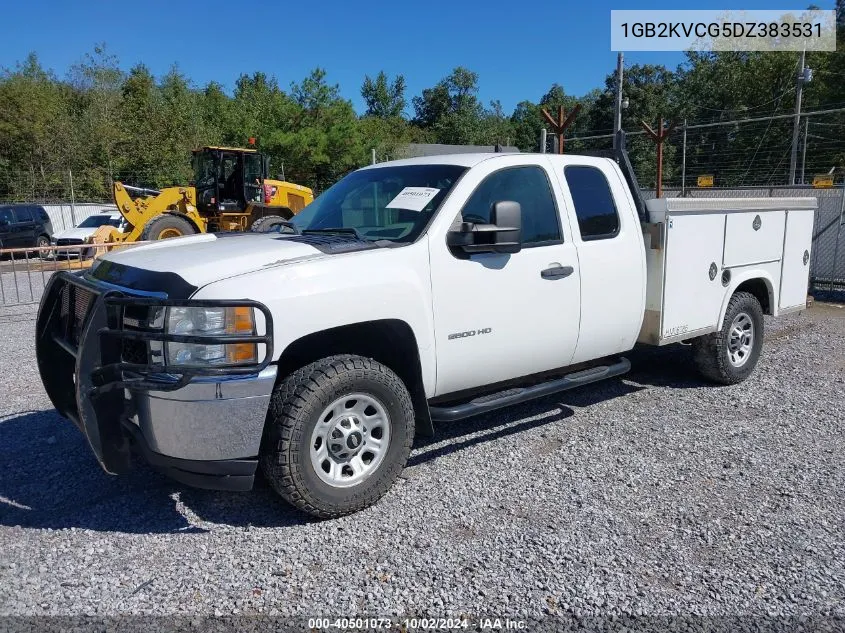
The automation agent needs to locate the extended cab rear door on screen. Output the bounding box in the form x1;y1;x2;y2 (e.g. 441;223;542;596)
552;158;647;363
428;155;581;396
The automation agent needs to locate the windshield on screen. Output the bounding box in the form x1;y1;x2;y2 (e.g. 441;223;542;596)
78;215;120;228
291;164;467;243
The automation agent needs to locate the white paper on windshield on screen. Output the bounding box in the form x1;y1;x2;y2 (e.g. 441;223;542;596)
385;187;441;212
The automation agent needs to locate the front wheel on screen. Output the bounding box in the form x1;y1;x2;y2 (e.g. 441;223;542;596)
140;214;196;241
36;235;51;260
692;291;764;385
260;355;415;519
250;215;288;233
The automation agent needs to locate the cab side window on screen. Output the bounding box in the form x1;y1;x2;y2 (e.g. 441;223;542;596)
564;166;620;240
460;166;561;246
0;208;14;225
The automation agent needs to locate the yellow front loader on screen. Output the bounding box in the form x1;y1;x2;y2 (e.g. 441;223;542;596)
109;146;313;243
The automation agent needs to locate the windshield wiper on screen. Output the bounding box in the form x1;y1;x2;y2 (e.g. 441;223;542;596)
302;227;367;241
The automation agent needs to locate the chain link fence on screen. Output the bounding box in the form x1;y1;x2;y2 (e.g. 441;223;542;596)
2;177;843;313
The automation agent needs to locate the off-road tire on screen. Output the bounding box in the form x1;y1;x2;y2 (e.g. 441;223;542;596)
140;214;196;241
260;355;415;519
250;215;287;233
693;291;764;385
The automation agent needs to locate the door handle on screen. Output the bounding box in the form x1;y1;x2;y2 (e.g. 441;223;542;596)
541;265;574;280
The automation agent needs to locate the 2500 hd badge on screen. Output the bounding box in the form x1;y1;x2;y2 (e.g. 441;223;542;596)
448;327;492;340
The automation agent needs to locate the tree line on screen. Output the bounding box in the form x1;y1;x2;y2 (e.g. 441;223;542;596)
1;10;844;202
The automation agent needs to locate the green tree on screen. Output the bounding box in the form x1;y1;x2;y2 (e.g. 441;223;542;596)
68;44;124;195
412;67;485;144
361;71;406;118
0;53;75;200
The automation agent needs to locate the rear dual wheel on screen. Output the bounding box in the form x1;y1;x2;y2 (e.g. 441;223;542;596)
260;355;415;519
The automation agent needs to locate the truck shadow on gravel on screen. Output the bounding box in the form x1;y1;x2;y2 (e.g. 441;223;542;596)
0;410;312;533
622;344;708;390
0;348;702;534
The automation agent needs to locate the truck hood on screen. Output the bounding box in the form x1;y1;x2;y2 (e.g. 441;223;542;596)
93;232;336;292
53;227;97;241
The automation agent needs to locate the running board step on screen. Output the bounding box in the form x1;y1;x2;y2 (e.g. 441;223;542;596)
428;357;631;422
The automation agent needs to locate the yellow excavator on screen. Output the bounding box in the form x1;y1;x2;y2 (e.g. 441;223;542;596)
108;146;313;242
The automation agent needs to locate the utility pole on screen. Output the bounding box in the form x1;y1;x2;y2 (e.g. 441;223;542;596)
789;49;807;185
540;128;548;153
613;52;624;148
68;169;77;228
800;118;809;185
371;148;376;165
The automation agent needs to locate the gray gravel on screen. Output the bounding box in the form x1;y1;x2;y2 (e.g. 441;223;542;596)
1;302;844;629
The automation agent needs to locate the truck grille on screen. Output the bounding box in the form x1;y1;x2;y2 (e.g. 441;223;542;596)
56;238;84;246
121;339;149;365
120;305;152;365
59;284;94;347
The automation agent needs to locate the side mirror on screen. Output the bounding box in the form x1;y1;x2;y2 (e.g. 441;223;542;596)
447;201;522;254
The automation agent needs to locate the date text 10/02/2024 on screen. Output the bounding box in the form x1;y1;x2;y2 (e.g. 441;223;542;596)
307;617;528;630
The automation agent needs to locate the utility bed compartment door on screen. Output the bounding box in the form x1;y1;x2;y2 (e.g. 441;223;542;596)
723;211;785;267
661;213;726;339
779;209;814;310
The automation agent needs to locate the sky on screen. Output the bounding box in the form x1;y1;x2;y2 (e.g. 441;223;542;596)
0;0;836;115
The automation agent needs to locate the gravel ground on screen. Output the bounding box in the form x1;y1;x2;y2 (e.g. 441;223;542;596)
1;302;844;631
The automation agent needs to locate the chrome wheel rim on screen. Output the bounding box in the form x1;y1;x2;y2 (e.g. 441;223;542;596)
310;393;391;488
727;312;754;367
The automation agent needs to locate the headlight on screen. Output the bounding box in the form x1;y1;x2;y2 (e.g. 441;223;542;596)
165;306;257;366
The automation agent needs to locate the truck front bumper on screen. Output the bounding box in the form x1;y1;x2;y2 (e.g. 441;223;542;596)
35;271;275;491
126;366;277;490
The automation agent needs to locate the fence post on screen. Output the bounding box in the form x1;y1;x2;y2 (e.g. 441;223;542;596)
641;118;679;199
800;118;809;185
831;183;845;292
68;169;77;228
681;119;687;197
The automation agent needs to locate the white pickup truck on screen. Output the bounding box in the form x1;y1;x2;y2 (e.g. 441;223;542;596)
36;148;816;518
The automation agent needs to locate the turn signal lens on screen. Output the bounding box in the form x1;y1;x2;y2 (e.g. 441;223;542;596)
226;306;257;364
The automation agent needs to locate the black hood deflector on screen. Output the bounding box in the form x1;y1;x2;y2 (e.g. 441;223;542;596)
88;260;198;299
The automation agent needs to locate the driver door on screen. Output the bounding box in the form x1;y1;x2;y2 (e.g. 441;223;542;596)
429;158;582;396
